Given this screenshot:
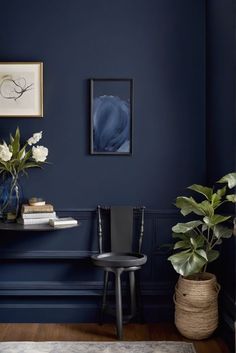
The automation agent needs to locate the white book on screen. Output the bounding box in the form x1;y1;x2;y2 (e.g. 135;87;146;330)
49;217;78;227
17;217;58;225
22;212;57;219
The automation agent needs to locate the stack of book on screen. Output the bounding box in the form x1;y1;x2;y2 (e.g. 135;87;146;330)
18;202;57;225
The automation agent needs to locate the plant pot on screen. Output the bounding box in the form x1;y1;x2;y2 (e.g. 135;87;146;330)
174;272;220;340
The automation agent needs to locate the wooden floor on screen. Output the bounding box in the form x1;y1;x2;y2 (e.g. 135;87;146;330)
0;323;231;353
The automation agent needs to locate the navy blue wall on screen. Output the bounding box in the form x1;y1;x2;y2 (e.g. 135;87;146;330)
206;0;235;348
0;0;205;208
0;0;206;323
206;0;235;183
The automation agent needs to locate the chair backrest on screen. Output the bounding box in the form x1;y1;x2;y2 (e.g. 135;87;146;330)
97;205;145;254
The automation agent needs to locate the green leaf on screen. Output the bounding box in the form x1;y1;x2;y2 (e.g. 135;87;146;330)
173;240;190;250
172;232;188;239
173;234;205;251
188;184;213;200
11;127;20;156
203;214;231;228
214;224;233;239
17;146;26;160
168;249;207;276
172;231;196;241
9;134;14;144
217;173;236;189
226;194;236;203
18;149;32;171
199;200;214;217
168;250;190;263
207;249;220;263
0;160;10;173
194;235;205;248
172;232;188;240
8;144;13;153
195;249;208;261
22;149;31;162
23;163;41;169
190;237;198;249
172;220;203;234
217;186;227;198
175;196;205;216
0;161;8;169
211;193;222;209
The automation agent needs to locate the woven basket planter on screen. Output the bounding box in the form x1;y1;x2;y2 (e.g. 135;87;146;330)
174;272;220;340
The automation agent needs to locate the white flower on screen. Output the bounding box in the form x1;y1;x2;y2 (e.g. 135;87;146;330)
0;142;12;162
32;145;48;162
27;131;43;146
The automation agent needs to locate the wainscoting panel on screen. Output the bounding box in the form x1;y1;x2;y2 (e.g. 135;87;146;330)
0;209;179;322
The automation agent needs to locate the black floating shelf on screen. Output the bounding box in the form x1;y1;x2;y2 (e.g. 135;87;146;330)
0;222;79;232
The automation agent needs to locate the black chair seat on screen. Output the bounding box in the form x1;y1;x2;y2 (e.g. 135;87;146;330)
92;252;147;268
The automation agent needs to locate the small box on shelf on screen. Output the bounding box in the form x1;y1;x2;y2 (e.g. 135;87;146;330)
49;218;78;227
28;197;46;206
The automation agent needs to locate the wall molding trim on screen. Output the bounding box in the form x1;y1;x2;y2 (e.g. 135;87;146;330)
0;250;97;260
0;208;178;323
0;280;174;296
56;208;179;216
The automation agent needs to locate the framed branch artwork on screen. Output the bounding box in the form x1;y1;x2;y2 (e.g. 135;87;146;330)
0;62;43;117
90;78;133;155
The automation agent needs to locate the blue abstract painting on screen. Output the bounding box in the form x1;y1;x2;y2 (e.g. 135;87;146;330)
90;79;132;155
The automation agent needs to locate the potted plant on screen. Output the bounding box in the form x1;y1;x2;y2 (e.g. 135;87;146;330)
0;127;49;221
168;172;236;340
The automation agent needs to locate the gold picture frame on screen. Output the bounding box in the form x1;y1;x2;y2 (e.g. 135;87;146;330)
0;62;43;117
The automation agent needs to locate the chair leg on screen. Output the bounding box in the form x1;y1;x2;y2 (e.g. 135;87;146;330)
115;268;123;340
100;271;109;325
129;271;136;318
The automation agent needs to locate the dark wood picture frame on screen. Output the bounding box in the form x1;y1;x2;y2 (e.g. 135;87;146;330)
89;78;134;156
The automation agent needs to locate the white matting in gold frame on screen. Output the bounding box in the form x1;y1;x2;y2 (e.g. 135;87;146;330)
0;62;43;117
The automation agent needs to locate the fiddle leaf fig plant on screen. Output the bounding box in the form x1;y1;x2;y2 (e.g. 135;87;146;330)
168;172;236;277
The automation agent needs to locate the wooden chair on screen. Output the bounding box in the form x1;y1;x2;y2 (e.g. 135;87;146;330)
91;206;147;340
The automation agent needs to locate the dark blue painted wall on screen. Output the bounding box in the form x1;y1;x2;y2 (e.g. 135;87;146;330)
0;0;205;209
206;0;235;183
206;0;235;348
0;0;206;323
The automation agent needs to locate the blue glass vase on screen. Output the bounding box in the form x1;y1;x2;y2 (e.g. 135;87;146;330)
0;175;23;222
